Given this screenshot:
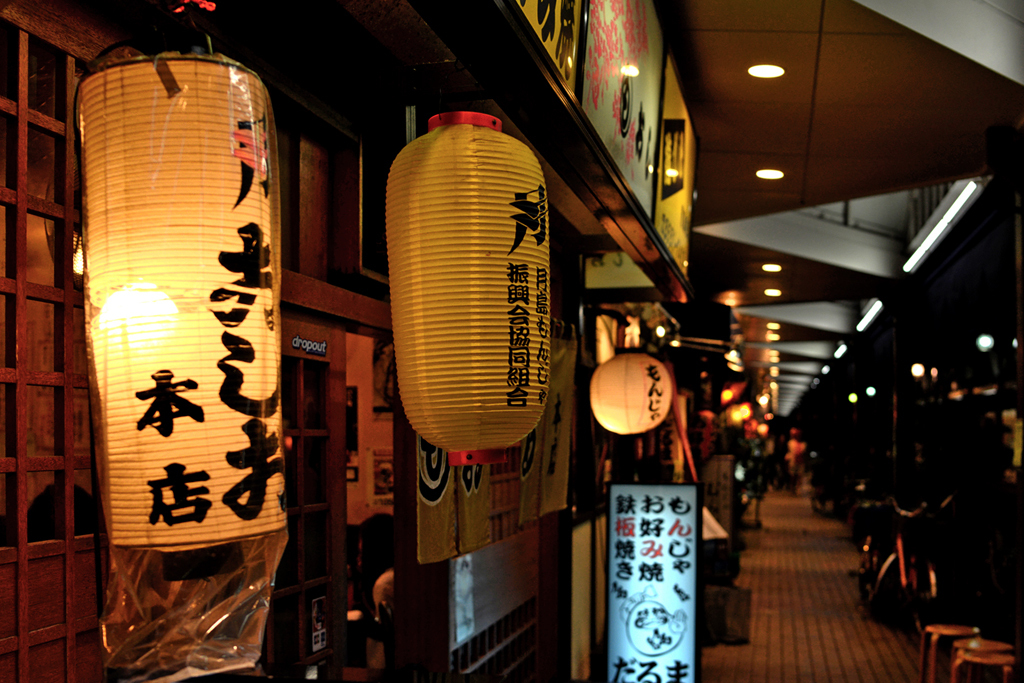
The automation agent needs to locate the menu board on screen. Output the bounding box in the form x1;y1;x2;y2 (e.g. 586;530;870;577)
581;0;665;218
607;483;701;683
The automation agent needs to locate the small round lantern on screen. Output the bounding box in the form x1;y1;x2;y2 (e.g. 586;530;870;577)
590;353;674;434
386;112;550;462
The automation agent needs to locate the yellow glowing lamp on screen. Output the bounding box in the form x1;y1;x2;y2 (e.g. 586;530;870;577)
721;388;734;404
79;54;284;548
590;353;673;434
386;112;550;464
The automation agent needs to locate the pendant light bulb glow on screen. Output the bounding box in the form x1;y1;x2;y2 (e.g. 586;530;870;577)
756;169;784;180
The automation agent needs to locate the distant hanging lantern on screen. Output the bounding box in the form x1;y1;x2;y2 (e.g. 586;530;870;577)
79;54;285;548
590;353;673;434
386;112;550;464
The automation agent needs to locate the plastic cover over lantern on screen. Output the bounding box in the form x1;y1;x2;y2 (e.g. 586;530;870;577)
386;112;550;458
79;52;285;679
590;352;674;434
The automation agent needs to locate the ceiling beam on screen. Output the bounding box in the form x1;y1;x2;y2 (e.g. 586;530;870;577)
853;0;1024;87
696;210;904;278
736;301;859;334
747;340;839;360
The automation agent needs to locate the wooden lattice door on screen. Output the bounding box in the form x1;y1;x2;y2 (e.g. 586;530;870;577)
266;310;347;678
0;24;104;683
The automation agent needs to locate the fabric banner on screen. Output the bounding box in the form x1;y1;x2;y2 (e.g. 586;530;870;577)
456;464;491;554
519;429;541;526
539;331;578;515
416;435;457;564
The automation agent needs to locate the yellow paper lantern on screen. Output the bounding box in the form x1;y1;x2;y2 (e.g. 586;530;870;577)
386;112;550;458
590;353;673;434
79;54;285;548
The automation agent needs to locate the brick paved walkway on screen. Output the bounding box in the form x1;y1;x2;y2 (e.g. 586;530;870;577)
701;491;921;683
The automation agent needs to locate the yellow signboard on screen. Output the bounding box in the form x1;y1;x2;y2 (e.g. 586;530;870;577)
654;54;697;276
512;0;582;93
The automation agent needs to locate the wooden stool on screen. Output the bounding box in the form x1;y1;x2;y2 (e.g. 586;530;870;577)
919;624;981;683
951;639;1014;683
955;651;1015;683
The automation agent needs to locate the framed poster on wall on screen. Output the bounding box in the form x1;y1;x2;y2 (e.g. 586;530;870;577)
607;482;702;683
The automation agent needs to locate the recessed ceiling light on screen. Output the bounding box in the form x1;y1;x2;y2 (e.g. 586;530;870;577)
665;168;680;178
621;64;639;77
756;169;784;180
767;333;780;341
762;263;782;272
748;64;785;78
764;288;782;297
767;322;781;330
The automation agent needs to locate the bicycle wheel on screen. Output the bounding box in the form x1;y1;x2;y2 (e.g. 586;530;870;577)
869;553;909;623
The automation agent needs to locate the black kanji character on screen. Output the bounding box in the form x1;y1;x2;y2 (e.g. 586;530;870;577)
669;539;692;558
666;661;690;683
148;463;211;526
639;562;664;582
616;561;633;580
615;539;635;560
233;118;269;207
672;559;691;574
640;518;664;537
635;660;661;683
668;496;691;515
611;657;636;683
508;185;547;255
136;370;205;437
218;331;280;418
616;494;636;514
507;263;529;284
641;495;664;514
612;582;628;599
673;584;690;602
222;418;284;520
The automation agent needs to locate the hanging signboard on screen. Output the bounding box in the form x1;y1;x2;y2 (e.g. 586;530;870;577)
417;435;458;564
538;330;577;515
510;0;584;93
653;54;697;277
607;483;702;683
581;0;665;219
457;464;491;553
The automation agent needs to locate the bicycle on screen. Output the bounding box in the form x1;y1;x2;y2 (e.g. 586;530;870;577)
866;492;956;632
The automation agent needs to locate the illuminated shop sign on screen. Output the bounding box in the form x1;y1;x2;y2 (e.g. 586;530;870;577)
607;483;701;683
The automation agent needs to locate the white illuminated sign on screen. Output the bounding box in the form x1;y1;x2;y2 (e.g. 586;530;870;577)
607;483;701;683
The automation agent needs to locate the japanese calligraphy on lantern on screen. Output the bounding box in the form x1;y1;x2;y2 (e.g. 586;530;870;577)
582;0;665;218
79;55;284;547
510;0;583;92
607;483;701;683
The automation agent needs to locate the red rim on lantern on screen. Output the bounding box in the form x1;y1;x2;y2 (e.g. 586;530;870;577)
428;111;502;132
448;448;509;465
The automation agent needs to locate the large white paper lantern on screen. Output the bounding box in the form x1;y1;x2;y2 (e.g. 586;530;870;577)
591;353;673;434
386;112;550;460
79;54;285;548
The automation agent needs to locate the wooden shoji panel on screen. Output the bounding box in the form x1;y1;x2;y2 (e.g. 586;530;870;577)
0;24;104;683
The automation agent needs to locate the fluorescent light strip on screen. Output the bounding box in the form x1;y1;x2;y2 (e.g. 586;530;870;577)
856;299;884;332
903;181;978;273
834;343;847;359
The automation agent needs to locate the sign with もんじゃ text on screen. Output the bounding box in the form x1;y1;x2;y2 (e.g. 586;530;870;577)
607;483;701;683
